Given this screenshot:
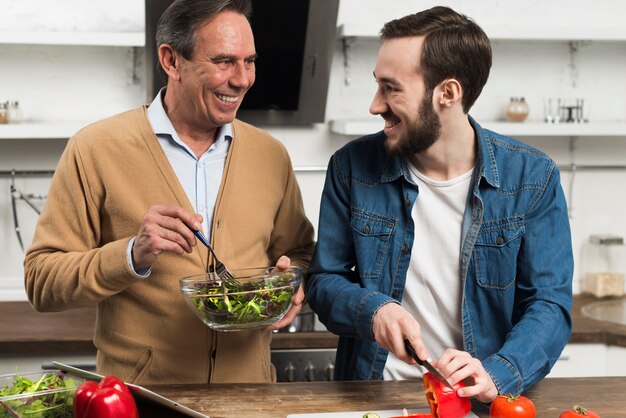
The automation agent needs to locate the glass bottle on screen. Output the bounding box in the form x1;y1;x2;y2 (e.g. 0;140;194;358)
506;97;529;122
8;101;22;123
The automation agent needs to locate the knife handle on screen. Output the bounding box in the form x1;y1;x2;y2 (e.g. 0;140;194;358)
404;339;424;365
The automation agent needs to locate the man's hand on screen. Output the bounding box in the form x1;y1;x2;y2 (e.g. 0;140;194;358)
269;256;305;331
132;205;203;271
372;302;429;363
432;348;498;403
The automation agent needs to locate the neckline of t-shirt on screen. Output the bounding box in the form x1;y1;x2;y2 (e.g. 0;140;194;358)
406;159;474;187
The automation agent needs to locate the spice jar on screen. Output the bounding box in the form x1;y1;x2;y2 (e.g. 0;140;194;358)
8;101;22;123
505;97;529;122
0;102;8;124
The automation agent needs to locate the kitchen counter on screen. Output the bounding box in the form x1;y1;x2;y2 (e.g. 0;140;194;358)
1;294;625;353
138;377;624;418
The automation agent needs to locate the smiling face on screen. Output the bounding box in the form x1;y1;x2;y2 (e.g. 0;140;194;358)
370;36;441;157
167;10;257;135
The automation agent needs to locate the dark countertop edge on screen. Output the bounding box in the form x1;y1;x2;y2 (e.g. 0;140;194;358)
1;294;625;354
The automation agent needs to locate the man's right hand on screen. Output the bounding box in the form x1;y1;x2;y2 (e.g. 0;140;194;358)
132;205;203;271
372;302;429;363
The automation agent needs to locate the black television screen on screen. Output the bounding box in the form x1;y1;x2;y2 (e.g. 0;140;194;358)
145;0;339;125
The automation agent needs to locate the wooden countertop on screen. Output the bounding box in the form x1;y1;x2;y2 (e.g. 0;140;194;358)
138;377;625;418
1;294;624;353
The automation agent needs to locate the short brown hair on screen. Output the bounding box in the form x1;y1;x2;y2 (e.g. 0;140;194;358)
380;6;492;113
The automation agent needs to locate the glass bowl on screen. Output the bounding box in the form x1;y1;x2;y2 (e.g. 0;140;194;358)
0;370;84;417
179;266;302;331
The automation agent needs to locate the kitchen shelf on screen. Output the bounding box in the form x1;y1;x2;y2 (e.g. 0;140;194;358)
0;121;90;139
338;23;626;42
329;119;626;137
0;30;145;47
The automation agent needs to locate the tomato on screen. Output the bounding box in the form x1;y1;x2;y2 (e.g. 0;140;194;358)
559;405;600;418
423;372;472;418
490;394;536;418
388;414;432;418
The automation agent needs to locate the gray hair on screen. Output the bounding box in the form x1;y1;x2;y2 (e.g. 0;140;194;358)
155;0;252;79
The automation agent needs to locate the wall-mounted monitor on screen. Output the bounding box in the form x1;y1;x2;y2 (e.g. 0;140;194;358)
145;0;340;125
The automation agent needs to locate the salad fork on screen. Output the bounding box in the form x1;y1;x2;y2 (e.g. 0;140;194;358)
193;230;238;286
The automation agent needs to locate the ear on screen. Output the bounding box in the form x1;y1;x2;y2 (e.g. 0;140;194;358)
158;44;181;81
436;78;463;108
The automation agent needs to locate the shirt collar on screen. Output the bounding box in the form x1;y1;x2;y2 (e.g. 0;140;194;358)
147;88;233;149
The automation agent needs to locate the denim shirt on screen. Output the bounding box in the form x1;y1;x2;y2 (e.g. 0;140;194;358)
306;116;573;395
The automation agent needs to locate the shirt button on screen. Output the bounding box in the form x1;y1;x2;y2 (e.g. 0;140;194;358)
371;372;379;379
392;290;400;298
496;237;505;245
404;199;410;207
402;246;410;255
362;225;371;234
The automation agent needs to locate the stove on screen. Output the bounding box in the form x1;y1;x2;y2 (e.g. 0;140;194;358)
271;348;336;382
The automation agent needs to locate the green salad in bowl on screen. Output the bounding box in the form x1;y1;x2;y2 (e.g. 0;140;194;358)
179;266;302;331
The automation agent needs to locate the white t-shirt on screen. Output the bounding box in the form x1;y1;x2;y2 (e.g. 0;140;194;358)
383;161;473;380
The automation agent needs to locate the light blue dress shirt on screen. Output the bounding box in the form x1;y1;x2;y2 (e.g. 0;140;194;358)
127;89;231;276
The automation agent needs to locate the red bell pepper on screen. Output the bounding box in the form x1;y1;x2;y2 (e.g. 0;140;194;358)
73;375;139;418
423;371;471;418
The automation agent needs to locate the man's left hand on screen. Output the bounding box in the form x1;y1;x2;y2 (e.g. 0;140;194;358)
432;348;498;403
268;256;305;331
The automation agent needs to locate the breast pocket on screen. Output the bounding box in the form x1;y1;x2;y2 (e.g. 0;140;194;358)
351;209;395;280
472;218;524;289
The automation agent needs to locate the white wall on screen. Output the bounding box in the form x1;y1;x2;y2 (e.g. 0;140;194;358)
1;0;626;300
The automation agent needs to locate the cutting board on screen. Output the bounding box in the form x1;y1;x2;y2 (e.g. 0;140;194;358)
288;410;478;417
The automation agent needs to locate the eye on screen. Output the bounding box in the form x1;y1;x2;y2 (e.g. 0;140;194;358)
211;58;235;70
244;57;256;70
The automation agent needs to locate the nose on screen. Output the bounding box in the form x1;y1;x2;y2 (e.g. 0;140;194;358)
230;62;254;90
369;88;387;115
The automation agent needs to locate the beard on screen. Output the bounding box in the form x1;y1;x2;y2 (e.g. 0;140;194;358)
384;90;442;158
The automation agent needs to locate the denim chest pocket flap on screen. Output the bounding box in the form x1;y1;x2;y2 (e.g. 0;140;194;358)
351;209;395;279
472;219;524;289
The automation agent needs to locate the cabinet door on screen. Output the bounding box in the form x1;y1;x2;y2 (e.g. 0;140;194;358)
548;343;607;377
606;346;626;376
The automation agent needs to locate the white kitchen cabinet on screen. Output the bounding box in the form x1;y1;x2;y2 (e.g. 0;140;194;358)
606;345;626;376
548;343;626;377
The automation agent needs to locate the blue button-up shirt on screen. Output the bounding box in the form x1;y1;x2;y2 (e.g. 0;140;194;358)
306;116;573;395
127;90;231;276
147;90;231;240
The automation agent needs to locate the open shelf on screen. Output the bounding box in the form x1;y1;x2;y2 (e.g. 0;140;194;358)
0;30;145;47
0;121;90;139
338;23;626;42
329;120;626;137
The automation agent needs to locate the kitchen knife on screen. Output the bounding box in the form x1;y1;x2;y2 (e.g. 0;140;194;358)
403;339;455;390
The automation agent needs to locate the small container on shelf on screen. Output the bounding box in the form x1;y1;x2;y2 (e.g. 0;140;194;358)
0;102;8;124
8;101;22;123
580;234;625;298
505;97;529;122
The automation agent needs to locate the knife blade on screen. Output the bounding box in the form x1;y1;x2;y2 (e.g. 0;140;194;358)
404;339;455;390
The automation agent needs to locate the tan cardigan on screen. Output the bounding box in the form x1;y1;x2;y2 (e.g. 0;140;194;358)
24;107;315;384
